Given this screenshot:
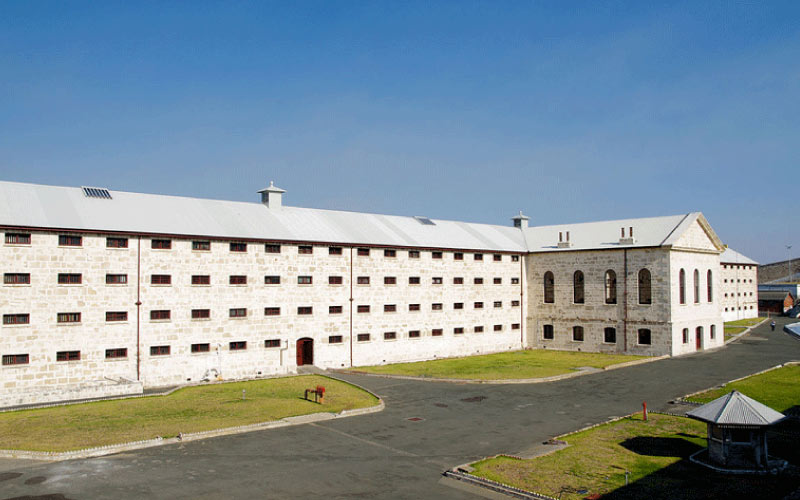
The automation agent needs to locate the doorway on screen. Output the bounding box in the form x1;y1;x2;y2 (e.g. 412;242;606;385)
296;338;314;366
696;326;703;350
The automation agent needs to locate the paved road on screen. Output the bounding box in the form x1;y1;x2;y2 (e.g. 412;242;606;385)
1;318;798;500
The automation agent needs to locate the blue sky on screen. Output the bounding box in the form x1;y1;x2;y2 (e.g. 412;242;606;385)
1;1;798;263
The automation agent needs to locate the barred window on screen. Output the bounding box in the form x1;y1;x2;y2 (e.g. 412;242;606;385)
150;310;170;321
151;239;171;249
474;253;483;261
493;277;502;285
454;252;464;260
151;274;172;285
3;314;29;325
106;311;128;322
230;242;247;252
4;273;30;285
494;324;503;332
384;276;397;285
106;237;128;248
432;251;443;259
57;350;80;361
474;326;484;333
264;275;281;285
409;276;421;285
454;277;464;284
408;330;421;338
357;276;370;285
453;302;464;310
229;341;247;350
105;348;127;359
150;345;170;356
58;273;82;285
297;276;312;285
192;275;211;285
5;233;31;245
543;324;554;340
357;333;370;342
229;308;247;318
298;245;313;254
230;275;248;285
329;246;342;255
474;277;484;285
384;304;397;312
494;301;502;308
59;235;82;247
264;307;281;316
328;336;343;344
192;241;211;251
265;339;281;348
57;312;81;323
357;248;370;256
409;304;421;311
384;249;396;257
192;343;211;353
329;305;343;314
2;354;29;365
329;276;343;285
265;244;281;253
191;309;210;319
383;331;397;340
297;306;313;315
474;302;484;309
454;327;464;335
408;250;420;259
357;305;370;313
431;328;443;336
106;274;128;284
493;254;502;262
511;300;520;307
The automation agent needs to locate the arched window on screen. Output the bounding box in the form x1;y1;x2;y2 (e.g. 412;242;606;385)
638;269;652;305
604;270;617;304
693;269;700;303
707;270;713;302
573;271;585;304
543;272;555;304
696;326;704;348
679;269;686;304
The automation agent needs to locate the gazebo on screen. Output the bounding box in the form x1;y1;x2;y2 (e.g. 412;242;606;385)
686;390;786;472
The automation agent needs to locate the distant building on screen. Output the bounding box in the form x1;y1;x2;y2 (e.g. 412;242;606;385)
758;291;795;315
719;248;758;322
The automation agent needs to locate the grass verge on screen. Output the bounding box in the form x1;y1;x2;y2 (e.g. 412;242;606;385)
724;317;764;328
0;375;378;452
685;364;800;412
354;349;649;380
471;413;799;500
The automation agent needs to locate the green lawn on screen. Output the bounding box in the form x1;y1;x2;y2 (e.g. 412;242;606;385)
471;413;799;500
354;349;648;380
685;364;800;412
724;318;764;328
0;375;379;452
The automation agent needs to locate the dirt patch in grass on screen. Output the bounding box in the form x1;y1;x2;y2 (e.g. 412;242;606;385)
0;375;379;452
355;349;649;380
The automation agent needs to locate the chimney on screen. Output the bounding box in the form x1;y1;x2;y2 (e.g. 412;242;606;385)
558;230;572;248
619;226;636;245
257;181;286;209
511;211;529;229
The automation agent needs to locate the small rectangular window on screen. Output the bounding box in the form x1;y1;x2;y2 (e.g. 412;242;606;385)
57;312;81;324
494;324;503;332
150;345;170;356
511;300;520;307
229;308;247;318
383;276;396;285
57;350;80;361
328;276;343;285
264;307;281;316
298;245;313;254
511;255;520;262
384;304;397;312
454;327;464;335
474;326;485;333
59;235;82;247
511;277;520;285
383;331;396;340
328;335;343;344
432;251;443;259
431;328;443;336
474;277;484;285
191;309;210;319
409;303;420;311
493;277;502;285
453;277;464;285
474;253;483;261
329;305;343;314
408;250;420;259
105;348;128;359
682;328;689;344
329;246;342;255
192;275;211;285
106;274;128;285
454;252;464;260
58;273;82;285
453;302;464;310
5;233;31;245
2;354;29;365
297;306;313;315
151;239;171;250
106;237;128;248
432;303;443;310
494;301;502;308
432;277;443;284
192;241;211;251
408;330;421;338
604;327;617;343
511;323;520;330
106;311;128;322
230;275;248;285
384;249;396;257
357;333;371;342
150;310;170;321
357;248;370;256
264;275;281;285
474;302;484;309
573;326;584;342
3;313;30;325
409;276;421;285
229;341;247;350
493;254;502;262
357;276;370;285
4;273;30;285
151;274;171;285
265;244;281;254
543;324;554;340
192;343;211;353
230;242;247;252
297;276;313;285
357;305;370;313
265;339;281;348
638;329;652;345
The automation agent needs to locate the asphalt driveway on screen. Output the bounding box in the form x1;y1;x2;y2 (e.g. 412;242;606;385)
1;317;798;499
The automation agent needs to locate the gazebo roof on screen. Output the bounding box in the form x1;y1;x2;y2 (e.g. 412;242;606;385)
686;391;785;426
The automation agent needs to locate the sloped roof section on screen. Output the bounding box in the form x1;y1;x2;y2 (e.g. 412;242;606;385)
686;391;785;426
721;247;759;265
0;181;527;252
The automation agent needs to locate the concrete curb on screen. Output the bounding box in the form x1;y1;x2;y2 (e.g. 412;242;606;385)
336;354;669;385
724;317;768;345
0;374;384;462
677;361;800;403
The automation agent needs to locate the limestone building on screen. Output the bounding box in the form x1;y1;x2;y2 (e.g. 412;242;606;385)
0;180;726;406
719;248;758;321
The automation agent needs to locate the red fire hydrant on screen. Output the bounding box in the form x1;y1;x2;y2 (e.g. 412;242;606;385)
316;385;325;404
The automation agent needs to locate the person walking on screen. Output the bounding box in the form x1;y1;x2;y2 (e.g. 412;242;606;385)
771;320;776;331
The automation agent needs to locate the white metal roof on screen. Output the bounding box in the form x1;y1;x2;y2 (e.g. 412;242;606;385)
720;247;759;265
0;180;720;254
686;391;785;426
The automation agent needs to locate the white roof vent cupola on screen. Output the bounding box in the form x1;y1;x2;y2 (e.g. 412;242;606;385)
511;211;529;229
258;181;286;209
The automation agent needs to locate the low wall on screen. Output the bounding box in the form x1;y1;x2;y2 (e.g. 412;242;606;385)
0;379;144;409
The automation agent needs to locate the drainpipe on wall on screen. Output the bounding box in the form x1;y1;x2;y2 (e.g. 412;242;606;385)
135;235;142;381
349;246;354;368
519;256;524;348
623;248;628;352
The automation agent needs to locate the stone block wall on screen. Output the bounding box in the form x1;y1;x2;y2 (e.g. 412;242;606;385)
719;262;758;321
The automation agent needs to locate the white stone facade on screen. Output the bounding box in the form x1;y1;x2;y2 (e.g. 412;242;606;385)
720;262;758;322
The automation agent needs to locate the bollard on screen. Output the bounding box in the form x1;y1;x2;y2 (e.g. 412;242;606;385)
242;389;246;400
642;401;647;421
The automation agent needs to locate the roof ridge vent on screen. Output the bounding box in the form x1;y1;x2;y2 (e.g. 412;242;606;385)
82;186;112;199
413;216;435;226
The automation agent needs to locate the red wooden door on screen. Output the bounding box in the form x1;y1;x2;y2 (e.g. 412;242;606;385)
296;338;313;366
696;329;702;350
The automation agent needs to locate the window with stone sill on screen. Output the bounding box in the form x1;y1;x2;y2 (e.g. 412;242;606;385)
106;311;128;322
493;254;502;262
264;307;281;316
409;276;421;285
454;252;464;260
264;275;281;285
4;273;30;285
57;350;81;361
572;326;584;342
297;276;312;285
474;326;484;333
329;306;343;314
384;304;397;312
511;300;520;307
474;302;483;309
2;354;29;365
298;245;313;254
191;309;210;319
432;277;443;284
3;314;29;325
150;310;170;321
328;336;343;344
230;275;248;285
493;277;502;284
384;276;397;285
265;244;281;254
150;346;170;356
453;302;464;310
383;331;397;340
57;312;81;324
408;330;421;338
493;324;503;331
192;275;211;285
454;327;464;335
357;276;370;285
357;305;370;313
230;242;247;253
59;235;82;247
454;277;464;284
409;304;421;311
432;303;443;310
106;274;128;285
474;277;484;285
384;249;396;258
5;233;31;245
329;276;343;285
192;241;211;251
431;329;443;336
357;333;370;342
106;237;128;248
432;251;443;259
494;301;502;308
474;253;483;261
58;273;82;285
511;255;520;262
151;274;172;285
543;324;554;340
511;323;520;330
105;348;127;359
265;339;281;348
151;239;171;250
297;306;313;315
229;341;247;350
408;250;420;259
192;343;211;353
511;277;520;284
357;248;370;256
329;246;342;255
